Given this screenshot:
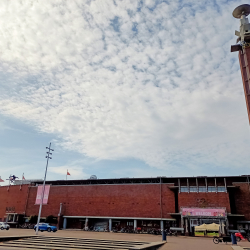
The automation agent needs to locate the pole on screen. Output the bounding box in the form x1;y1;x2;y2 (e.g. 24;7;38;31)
35;143;54;235
7;174;10;191
66;169;67;181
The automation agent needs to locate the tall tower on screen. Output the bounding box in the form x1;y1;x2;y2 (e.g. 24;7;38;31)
231;4;250;124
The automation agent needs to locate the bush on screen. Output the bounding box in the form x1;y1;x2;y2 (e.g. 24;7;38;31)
28;215;38;224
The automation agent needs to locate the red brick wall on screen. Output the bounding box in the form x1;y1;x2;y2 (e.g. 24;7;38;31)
26;184;175;219
178;192;231;213
0;185;29;221
233;183;250;220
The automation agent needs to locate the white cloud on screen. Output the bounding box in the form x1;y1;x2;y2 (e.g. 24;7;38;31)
0;0;249;172
49;165;88;179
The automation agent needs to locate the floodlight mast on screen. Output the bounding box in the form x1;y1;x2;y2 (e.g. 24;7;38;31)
231;4;250;125
35;143;54;235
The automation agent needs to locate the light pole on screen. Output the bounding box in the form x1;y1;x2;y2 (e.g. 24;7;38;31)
35;143;54;235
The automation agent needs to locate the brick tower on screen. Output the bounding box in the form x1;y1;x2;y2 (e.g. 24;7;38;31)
231;4;250;124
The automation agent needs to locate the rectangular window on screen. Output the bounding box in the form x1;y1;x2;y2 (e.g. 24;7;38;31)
180;186;188;192
190;186;197;192
217;186;226;192
208;187;216;192
127;222;133;226
198;186;206;192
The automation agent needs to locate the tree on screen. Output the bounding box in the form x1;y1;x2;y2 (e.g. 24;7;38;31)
28;215;38;224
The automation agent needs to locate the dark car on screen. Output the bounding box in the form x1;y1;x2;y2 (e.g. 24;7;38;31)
34;223;57;232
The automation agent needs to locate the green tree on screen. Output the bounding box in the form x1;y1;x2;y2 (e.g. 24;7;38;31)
28;215;38;224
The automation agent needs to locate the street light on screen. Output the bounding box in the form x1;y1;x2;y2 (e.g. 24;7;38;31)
35;143;54;235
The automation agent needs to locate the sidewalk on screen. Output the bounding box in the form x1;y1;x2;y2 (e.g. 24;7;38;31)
1;229;250;250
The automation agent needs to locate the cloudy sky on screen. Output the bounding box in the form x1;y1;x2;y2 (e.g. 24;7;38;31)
0;0;249;184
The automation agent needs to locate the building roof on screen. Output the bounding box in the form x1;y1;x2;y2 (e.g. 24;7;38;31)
32;175;250;186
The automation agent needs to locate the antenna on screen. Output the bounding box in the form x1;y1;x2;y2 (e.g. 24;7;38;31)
233;4;250;19
231;4;250;49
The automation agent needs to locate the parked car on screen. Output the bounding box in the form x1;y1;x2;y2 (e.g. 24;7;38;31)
34;223;57;232
0;222;10;230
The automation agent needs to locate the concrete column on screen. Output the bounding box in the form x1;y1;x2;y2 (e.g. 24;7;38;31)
13;214;15;222
185;218;189;235
85;218;89;230
109;219;112;231
134;219;137;230
63;218;67;229
160;220;164;231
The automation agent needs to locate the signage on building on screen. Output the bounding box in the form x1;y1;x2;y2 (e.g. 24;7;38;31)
35;185;50;205
182;208;226;217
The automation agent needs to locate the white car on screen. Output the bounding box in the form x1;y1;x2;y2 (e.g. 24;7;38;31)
0;222;10;230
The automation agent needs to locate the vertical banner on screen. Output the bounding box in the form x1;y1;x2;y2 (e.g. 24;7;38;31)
35;185;50;204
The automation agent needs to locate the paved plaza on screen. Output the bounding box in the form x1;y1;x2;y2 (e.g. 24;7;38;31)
0;229;250;250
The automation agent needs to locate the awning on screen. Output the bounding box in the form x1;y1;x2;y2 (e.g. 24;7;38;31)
195;224;207;231
195;223;220;232
63;216;176;221
206;223;220;231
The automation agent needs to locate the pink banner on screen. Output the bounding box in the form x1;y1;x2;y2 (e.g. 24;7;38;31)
35;185;50;204
182;208;226;217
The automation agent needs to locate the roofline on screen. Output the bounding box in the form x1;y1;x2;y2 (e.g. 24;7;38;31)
35;175;250;182
32;175;250;186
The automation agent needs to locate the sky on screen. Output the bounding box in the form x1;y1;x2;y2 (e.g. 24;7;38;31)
0;0;250;185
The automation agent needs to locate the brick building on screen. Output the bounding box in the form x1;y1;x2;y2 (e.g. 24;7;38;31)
0;175;249;234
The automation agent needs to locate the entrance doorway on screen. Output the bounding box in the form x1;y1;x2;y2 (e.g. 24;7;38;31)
190;219;198;235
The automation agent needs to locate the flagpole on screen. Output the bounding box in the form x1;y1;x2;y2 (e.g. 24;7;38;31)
66;169;67;181
20;173;23;190
7;174;10;191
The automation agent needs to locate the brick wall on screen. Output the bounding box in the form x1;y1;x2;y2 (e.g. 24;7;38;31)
0;185;29;221
26;184;175;219
2;182;247;224
233;183;250;220
178;192;231;213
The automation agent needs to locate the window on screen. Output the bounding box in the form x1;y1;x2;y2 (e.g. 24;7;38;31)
180;186;188;192
198;186;206;192
190;186;197;192
217;186;226;192
127;222;133;226
208;187;216;192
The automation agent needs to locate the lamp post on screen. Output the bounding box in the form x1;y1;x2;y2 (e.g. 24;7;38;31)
35;143;54;235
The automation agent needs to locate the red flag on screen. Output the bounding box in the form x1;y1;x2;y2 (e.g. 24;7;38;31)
0;176;4;182
67;171;70;176
22;175;25;180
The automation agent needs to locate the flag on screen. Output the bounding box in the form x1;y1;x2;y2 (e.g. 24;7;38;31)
67;170;70;176
22;175;25;180
0;176;4;182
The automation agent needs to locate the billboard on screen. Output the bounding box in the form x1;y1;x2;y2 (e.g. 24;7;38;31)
35;185;50;205
182;208;226;217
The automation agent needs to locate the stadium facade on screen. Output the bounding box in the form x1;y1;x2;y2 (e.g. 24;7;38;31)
0;175;249;234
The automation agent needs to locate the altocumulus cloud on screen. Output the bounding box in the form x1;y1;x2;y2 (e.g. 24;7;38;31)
0;0;249;171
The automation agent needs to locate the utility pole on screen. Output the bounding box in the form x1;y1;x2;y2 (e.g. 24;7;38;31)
35;143;54;235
